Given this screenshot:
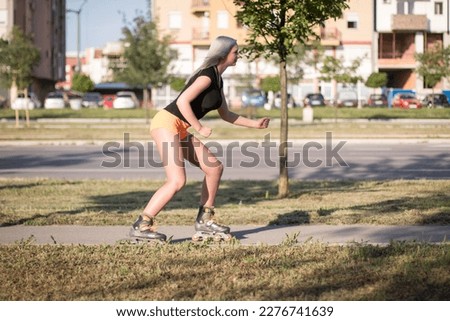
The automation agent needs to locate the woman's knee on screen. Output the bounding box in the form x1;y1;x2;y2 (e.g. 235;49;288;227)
204;161;223;178
167;175;186;192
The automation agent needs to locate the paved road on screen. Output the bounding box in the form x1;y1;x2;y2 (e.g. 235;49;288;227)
1;139;449;180
1;224;449;245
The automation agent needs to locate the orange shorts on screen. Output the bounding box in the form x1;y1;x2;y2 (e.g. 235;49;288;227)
149;109;191;139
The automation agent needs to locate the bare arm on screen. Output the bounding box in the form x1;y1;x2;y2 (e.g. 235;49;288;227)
177;76;212;137
218;91;270;129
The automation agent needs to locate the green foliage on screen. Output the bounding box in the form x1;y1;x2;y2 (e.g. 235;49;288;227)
365;72;388;89
234;0;349;61
288;40;324;84
320;55;365;85
0;26;40;90
170;77;186;92
415;44;449;88
112;16;177;87
261;75;281;92
71;73;94;93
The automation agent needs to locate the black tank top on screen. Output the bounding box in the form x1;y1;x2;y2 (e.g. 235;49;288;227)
164;66;223;125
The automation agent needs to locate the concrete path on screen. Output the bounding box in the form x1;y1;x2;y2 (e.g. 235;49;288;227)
0;224;448;245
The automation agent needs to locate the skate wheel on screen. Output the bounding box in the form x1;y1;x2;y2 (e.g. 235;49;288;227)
223;233;233;241
192;234;203;242
213;234;223;242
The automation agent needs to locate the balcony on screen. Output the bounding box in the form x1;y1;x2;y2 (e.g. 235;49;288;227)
192;28;210;46
378;33;416;67
192;0;210;14
392;14;428;31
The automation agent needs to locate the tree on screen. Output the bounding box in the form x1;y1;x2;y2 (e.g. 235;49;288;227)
415;44;449;107
289;40;324;93
365;72;388;91
320;55;364;109
320;55;364;90
170;77;186;92
0;26;40;127
71;73;95;93
113;15;177;112
260;75;281;93
235;0;349;197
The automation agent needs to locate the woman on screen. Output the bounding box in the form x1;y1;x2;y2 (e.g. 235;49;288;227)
129;36;270;242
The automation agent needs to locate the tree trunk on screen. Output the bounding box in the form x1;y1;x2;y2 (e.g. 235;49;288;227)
24;87;30;127
278;60;289;198
143;87;150;124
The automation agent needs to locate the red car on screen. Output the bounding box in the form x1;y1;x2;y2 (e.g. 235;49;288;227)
102;94;115;109
392;93;422;109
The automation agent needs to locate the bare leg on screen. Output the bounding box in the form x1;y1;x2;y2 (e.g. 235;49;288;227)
181;134;223;207
142;128;186;217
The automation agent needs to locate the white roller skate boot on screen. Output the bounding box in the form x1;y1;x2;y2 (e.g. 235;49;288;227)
192;206;232;242
129;215;167;243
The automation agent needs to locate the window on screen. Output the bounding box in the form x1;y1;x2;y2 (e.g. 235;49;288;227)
435;2;443;15
347;13;358;29
168;11;182;29
0;10;7;25
348;21;357;29
217;11;229;29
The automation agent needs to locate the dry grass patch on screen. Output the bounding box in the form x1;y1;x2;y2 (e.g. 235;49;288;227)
0;241;448;300
1;178;449;226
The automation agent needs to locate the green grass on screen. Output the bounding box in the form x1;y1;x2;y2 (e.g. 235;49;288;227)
305;106;450;120
2;106;450;120
0;107;155;119
0;241;448;300
1;178;449;226
1;114;449;141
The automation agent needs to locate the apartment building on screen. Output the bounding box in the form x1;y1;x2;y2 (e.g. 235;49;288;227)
308;0;374;101
152;0;450;106
0;0;66;104
151;0;378;107
375;0;450;91
55;0;449;107
152;0;267;107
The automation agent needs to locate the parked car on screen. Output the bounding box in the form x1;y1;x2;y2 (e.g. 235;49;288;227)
421;93;450;108
392;93;422;109
113;91;139;109
241;89;266;108
44;91;66;109
336;90;358;107
102;95;115;109
366;93;388;107
11;93;41;110
303;93;325;107
274;93;296;108
82;92;104;108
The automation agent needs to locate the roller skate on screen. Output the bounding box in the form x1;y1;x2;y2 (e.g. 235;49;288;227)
129;215;167;244
192;206;232;242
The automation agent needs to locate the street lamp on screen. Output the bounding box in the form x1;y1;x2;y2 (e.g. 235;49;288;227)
67;0;87;73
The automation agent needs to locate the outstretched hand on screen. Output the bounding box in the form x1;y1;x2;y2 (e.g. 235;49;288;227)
198;126;212;138
255;117;270;129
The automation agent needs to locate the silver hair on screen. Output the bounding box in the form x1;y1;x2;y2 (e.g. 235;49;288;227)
187;36;237;83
